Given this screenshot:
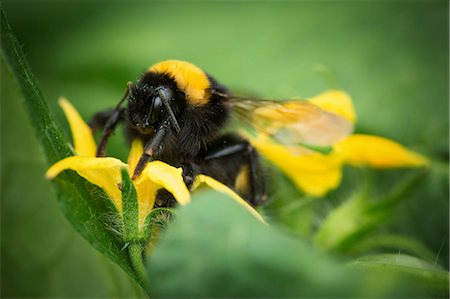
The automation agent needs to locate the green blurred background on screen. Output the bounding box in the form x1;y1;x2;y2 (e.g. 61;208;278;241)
1;1;448;297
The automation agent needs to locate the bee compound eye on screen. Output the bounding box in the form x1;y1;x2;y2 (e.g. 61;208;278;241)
156;86;173;101
153;96;163;109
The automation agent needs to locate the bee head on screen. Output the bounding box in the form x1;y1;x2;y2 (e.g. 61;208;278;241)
126;73;186;134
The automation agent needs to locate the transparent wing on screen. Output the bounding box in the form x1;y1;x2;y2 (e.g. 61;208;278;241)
223;95;353;148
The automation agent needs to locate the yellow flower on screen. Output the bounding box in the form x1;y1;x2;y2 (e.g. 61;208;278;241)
46;98;265;232
250;90;429;197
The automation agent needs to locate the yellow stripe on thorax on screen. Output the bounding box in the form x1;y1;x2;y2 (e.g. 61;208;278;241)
149;60;210;105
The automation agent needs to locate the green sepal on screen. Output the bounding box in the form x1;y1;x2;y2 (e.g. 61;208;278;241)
146;207;176;230
298;142;333;154
142;207;176;240
120;169;150;293
314;170;425;252
120;169;139;242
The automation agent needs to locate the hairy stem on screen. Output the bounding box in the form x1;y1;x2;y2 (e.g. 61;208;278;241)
129;243;149;293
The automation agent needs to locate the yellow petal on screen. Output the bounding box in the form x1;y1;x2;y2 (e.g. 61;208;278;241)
125;139;161;230
251;135;343;197
192;175;266;224
308;90;357;124
127;139;144;174
134;176;160;231
46;156;126;211
138;161;191;206
58;97;97;157
335;134;429;168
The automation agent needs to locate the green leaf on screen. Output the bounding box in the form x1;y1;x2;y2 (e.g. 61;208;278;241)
0;10;138;283
265;168;317;238
349;234;436;262
349;254;449;298
0;10;70;165
147;191;409;298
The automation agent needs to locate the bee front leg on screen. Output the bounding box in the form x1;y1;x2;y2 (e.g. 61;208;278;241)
95;109;125;157
180;162;201;189
95;82;132;157
132;125;168;180
88;108;116;132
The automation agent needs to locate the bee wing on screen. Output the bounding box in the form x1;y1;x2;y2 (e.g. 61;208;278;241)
225;96;353;147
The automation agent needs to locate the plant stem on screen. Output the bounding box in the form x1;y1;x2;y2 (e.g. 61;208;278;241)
129;243;149;293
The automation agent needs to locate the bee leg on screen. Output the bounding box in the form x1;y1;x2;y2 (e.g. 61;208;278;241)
95;109;125;157
88;108;116;133
180;162;201;189
154;189;177;208
95;82;132;156
132;125;168;179
247;147;268;205
204;138;267;206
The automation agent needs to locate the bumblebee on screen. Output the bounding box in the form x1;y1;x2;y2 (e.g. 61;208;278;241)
89;60;351;207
